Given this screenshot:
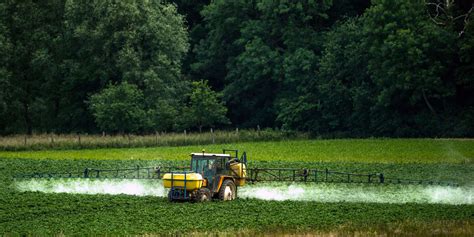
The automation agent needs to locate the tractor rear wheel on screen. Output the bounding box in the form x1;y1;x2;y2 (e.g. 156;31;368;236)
218;179;236;201
195;188;211;202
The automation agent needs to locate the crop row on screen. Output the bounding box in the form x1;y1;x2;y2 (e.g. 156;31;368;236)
1;189;473;235
1;142;472;235
0;139;472;163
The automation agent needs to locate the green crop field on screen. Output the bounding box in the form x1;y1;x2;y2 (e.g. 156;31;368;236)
1;138;473;163
1;139;473;235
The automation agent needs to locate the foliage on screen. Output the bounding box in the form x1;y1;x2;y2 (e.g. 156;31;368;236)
1;1;65;134
0;2;12;133
363;0;457;136
278;0;474;137
195;0;335;127
277;18;371;135
181;80;229;131
0;0;473;138
89;82;147;134
62;0;189;132
0;0;188;134
170;0;210;79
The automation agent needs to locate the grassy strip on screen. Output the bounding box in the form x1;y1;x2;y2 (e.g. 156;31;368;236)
0;129;305;151
0;139;472;163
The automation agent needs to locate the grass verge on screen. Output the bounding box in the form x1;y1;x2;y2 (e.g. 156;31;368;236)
0;139;472;163
0;129;305;151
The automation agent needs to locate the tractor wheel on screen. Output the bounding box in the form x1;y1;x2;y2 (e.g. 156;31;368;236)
195;188;211;202
218;179;236;201
168;190;174;202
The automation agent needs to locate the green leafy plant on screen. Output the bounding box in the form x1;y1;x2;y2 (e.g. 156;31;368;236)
89;82;147;134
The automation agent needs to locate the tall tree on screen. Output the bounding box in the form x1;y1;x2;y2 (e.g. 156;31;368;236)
181;80;229;132
194;0;372;129
364;0;458;136
89;82;147;134
62;0;189;132
3;0;65;134
0;2;12;133
277;18;373;135
192;0;255;91
171;0;210;80
279;0;474;137
195;0;333;128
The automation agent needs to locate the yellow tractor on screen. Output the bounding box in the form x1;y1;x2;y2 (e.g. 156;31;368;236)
163;149;247;201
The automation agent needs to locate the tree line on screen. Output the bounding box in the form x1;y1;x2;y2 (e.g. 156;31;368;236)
0;0;473;137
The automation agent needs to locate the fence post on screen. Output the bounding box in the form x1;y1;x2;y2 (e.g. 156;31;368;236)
379;173;384;183
78;134;81;147
325;168;328;182
155;131;158;145
257;125;260;135
211;128;215;144
24;135;27;146
50;134;54;147
127;134;131;147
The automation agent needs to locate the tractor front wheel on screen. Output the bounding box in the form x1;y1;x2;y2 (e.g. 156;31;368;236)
195;188;211;202
218;179;236;201
168;190;174;202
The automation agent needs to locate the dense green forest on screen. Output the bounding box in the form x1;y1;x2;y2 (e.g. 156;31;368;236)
0;0;473;137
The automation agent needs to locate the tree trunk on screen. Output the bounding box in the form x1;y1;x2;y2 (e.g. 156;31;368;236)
422;90;437;116
23;102;32;135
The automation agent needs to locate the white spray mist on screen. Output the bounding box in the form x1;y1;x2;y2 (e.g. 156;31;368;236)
16;178;166;197
15;179;473;205
238;183;473;205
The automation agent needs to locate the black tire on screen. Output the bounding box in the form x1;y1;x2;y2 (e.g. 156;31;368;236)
168;190;175;202
195;188;211;202
218;179;236;201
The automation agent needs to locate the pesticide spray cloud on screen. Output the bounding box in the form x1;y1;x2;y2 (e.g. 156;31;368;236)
15;179;473;205
16;178;167;197
238;183;473;205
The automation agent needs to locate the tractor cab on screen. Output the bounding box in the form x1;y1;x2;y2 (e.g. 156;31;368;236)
190;149;247;191
190;152;230;189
